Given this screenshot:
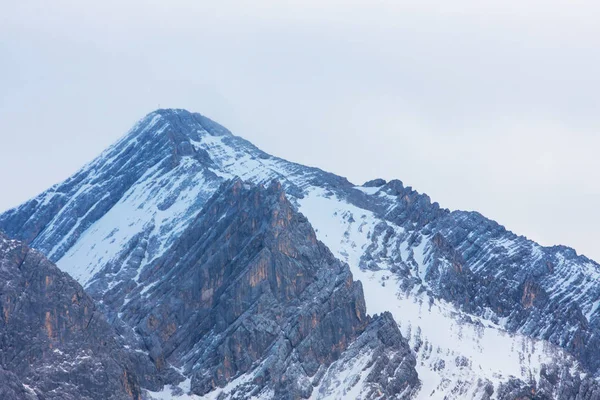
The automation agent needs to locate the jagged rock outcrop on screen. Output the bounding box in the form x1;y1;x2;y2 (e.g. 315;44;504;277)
118;179;420;399
315;311;420;399
362;178;387;187
413;210;600;376
0;232;160;400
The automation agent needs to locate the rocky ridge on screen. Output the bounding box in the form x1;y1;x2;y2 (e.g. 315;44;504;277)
121;179;420;399
1;109;600;398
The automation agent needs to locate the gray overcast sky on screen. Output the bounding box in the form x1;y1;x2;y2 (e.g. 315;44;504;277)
1;1;599;261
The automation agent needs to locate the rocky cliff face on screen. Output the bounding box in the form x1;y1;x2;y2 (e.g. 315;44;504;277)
2;108;600;399
119;179;420;399
0;232;162;400
0;178;421;399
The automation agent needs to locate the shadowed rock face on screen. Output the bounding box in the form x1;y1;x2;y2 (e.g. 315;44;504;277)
0;232;156;400
315;311;420;399
118;179;420;399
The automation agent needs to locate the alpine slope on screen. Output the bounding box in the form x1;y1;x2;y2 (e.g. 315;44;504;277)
1;109;599;399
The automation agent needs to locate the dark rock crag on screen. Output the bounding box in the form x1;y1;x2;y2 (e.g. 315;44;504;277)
0;232;161;399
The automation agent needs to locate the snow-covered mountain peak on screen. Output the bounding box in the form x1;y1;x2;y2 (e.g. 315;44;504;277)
2;109;600;399
141;108;233;138
114;108;234;163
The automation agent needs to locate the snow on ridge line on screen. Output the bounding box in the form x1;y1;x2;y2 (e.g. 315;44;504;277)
57;156;216;286
297;187;583;399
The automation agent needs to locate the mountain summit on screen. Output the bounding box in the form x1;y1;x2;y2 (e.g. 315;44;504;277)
1;109;600;399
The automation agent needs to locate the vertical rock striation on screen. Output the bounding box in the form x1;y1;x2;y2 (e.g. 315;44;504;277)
119;179;420;399
0;232;160;400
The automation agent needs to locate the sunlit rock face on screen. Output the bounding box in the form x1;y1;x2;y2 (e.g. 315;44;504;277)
2;108;600;398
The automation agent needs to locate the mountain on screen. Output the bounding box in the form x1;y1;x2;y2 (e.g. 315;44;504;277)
2;108;600;399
